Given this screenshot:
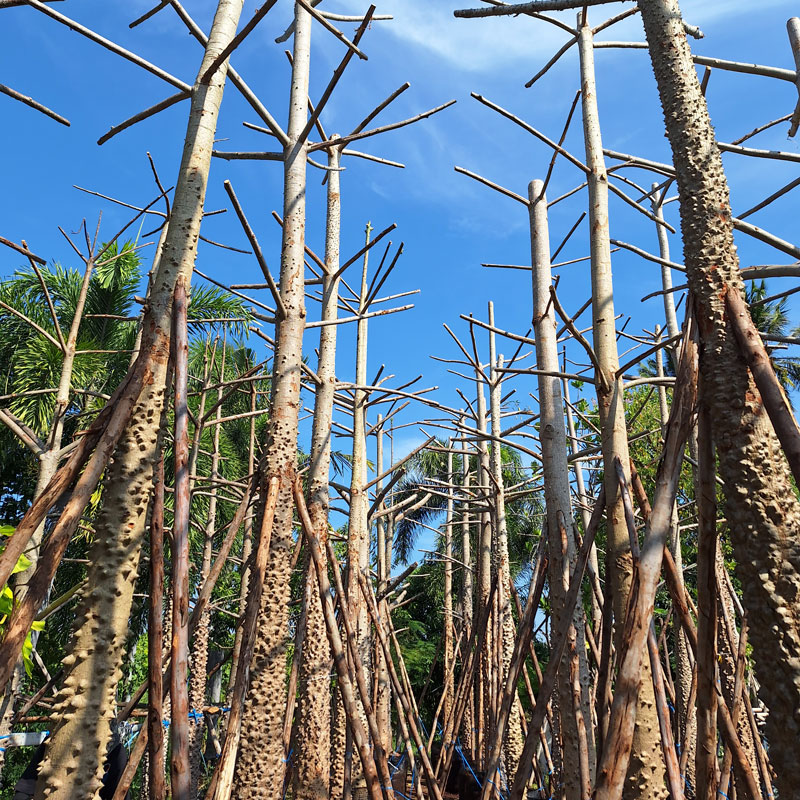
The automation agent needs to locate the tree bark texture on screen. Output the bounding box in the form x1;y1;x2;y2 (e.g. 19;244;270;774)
577;18;667;799
233;1;312;795
639;2;800;794
32;4;244;796
529;180;594;799
294;141;342;800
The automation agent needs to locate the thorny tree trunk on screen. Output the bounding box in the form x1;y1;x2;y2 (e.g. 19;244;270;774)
529;180;594;799
294;141;342;800
233;2;312;794
33;4;245;797
0;252;102;772
228;381;257;696
189;386;224;795
639;1;800;794
487;318;525;783
459;422;475;759
374;417;392;753
577;17;667;799
443;446;455;726
346;223;374;800
474;369;493;770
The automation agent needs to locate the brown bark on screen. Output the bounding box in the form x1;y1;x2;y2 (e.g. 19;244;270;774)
695;393;718;800
170;276;191;800
638;3;800;795
148;456;167;800
28;4;245;796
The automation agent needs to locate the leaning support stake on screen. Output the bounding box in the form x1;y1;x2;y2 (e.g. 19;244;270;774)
507;485;606;800
170;276;191;800
725;287;800;488
293;480;387;800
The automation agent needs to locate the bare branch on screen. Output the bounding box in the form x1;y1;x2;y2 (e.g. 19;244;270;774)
455;0;618;18
223;180;286;319
0;82;69;126
98;91;188;145
28;0;191;92
454;166;528;206
350;82;410;135
311;100;457;152
0;235;46;265
201;0;279;84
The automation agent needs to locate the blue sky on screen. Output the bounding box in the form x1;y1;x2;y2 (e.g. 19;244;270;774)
2;0;799;556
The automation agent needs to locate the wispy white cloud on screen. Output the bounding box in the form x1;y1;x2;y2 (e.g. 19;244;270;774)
332;0;569;71
331;0;797;72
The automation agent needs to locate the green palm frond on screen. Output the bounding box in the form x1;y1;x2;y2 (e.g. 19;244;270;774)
188;284;253;339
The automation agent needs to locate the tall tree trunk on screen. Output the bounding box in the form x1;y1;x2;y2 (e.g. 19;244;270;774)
375;416;392;754
443;445;455;727
228;381;257;696
459;422;476;759
33;4;244;797
233;1;312;795
486;315;525;783
577;17;667;799
639;2;800;794
347;223;374;800
654;326;696;786
189;376;224;795
294;140;343;800
694;388;718;800
474;368;493;771
529;180;594;798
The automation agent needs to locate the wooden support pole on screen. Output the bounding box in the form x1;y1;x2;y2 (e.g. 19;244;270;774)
358;569;444;800
508;485;605;800
292;480;386;800
170;276;191;800
207;476;281;800
695;391;719;800
148;455;167;800
479;552;548;800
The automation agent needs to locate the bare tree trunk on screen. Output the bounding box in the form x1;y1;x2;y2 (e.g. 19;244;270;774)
294;140;343;800
474;369;493;771
639;2;800;794
486;327;525;783
577;16;667;799
171;276;192;800
655;328;696;786
347;223;374;800
189;359;225;795
528;180;594;798
443;444;455;727
459;422;476;759
32;5;245;796
375;417;392;753
716;558;760;800
228;381;257;696
148;456;167;800
233;2;312;795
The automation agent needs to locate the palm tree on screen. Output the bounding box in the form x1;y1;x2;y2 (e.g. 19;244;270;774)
746;280;800;393
0;244;252;783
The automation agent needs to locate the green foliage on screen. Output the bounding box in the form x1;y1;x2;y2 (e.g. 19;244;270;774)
0;525;45;676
